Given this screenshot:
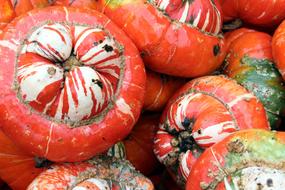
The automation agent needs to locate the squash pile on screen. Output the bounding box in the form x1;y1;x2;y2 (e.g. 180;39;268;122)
0;1;285;190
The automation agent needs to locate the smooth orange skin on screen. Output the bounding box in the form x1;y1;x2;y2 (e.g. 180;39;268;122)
225;28;273;78
123;114;161;176
221;0;285;27
0;0;15;29
0;130;44;190
273;20;285;80
96;0;226;77
224;28;255;50
0;7;146;162
144;70;186;112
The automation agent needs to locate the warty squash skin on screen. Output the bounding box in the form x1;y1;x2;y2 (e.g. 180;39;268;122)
27;155;154;190
224;28;285;130
186;129;285;190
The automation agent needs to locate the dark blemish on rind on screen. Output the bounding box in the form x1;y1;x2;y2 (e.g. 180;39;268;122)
213;44;221;56
189;15;195;24
47;67;56;75
267;179;273;187
34;157;53;168
13;0;18;7
140;51;148;57
257;183;263;190
92;79;103;89
69;0;76;5
103;44;114;52
197;129;202;135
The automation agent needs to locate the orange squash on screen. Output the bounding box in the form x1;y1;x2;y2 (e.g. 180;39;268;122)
27;155;154;190
0;0;51;30
221;0;285;28
154;75;269;187
0;130;44;190
0;6;146;162
224;28;285;129
95;0;226;77
144;70;186;112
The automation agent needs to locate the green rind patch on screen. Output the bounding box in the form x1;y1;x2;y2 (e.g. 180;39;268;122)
227;56;285;129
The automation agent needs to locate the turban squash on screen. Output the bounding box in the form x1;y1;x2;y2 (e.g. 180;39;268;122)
0;6;146;162
186;129;285;190
0;114;157;189
154;75;269;186
27;155;154;190
95;0;226;77
224;28;285;130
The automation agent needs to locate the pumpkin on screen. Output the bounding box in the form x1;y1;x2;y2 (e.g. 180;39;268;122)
108;113;161;176
27;155;154;190
221;0;285;28
0;6;146;162
95;0;226;77
224;28;285;129
154;75;270;187
0;130;44;190
272;20;285;81
186;129;285;189
144;70;186;112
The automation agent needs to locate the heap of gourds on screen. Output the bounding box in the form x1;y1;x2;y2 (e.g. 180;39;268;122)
1;0;285;190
